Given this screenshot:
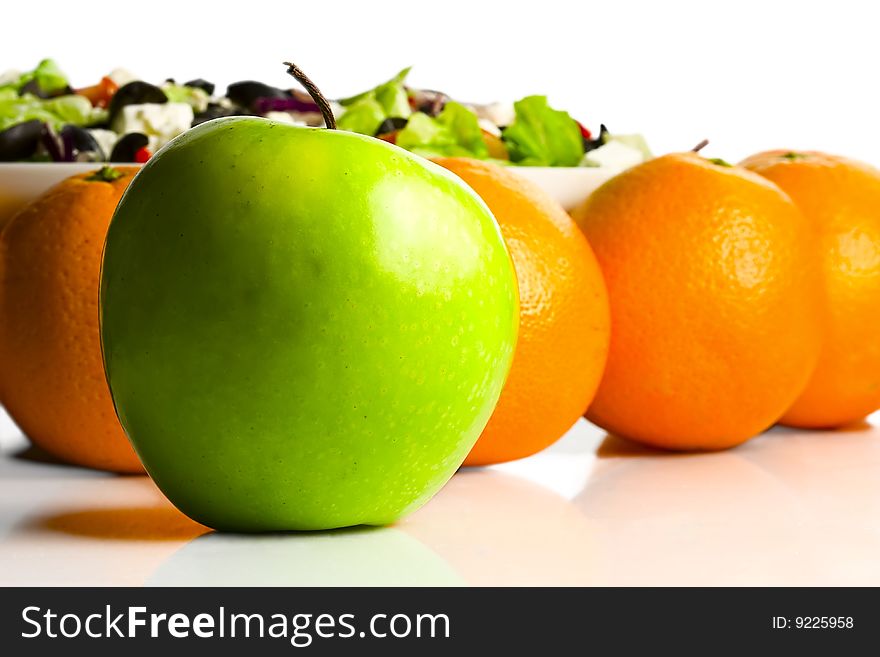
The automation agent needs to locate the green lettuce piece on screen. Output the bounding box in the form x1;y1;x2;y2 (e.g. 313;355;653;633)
0;93;52;130
339;67;410;109
32;59;69;95
396;113;446;150
337;67;412;135
0;88;20;104
0;59;69;95
43;95;101;125
162;83;210;112
502;95;584;167
0;60;103;131
0;92;106;131
396;101;488;159
336;98;387;134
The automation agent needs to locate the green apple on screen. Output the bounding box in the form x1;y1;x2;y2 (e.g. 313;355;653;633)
100;115;518;532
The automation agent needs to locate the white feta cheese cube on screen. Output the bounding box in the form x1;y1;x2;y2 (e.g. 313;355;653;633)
113;102;194;149
87;129;119;160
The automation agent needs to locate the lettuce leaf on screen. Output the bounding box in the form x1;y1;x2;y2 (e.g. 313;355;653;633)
0;60;97;131
44;95;103;125
32;59;69;94
396;101;488;158
0;59;69;95
501;95;584;167
337;97;387;134
337;68;412;135
0;91;106;131
162;83;210;112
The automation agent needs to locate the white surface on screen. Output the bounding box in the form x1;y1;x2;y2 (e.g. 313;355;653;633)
5;0;880;167
2;407;879;586
4;0;879;587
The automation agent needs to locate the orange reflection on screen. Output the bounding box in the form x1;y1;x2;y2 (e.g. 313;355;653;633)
39;506;210;542
577;433;812;585
6;497;210;585
595;433;671;458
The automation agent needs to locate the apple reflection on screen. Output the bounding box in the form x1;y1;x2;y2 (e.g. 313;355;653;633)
149;468;597;586
148;526;462;587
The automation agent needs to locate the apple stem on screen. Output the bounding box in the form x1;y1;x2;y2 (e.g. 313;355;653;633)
691;139;709;153
283;62;337;130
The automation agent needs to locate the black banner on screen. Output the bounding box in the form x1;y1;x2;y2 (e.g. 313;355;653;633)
0;587;874;654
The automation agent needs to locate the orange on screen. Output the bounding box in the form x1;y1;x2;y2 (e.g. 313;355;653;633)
570;152;823;450
741;150;880;428
0;166;143;472
433;158;610;465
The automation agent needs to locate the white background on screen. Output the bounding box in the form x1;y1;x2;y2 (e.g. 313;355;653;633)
4;0;880;587
4;0;879;165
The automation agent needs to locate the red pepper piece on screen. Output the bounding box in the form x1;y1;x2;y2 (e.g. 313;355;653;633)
577;121;592;140
134;147;152;163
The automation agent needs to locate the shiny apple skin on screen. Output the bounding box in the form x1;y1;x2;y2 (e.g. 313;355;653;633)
100;117;518;531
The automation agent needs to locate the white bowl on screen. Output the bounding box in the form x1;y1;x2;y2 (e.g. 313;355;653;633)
509;166;618;210
0;162;617;230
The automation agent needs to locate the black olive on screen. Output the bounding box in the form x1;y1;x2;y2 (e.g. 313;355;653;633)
374;117;409;136
411;89;448;117
584;124;609;153
226;81;287;111
108;81;168;125
185;78;215;96
41;124;64;162
60;129;77;161
110;133;150;163
192;103;244;127
0;120;45;161
60;125;104;161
